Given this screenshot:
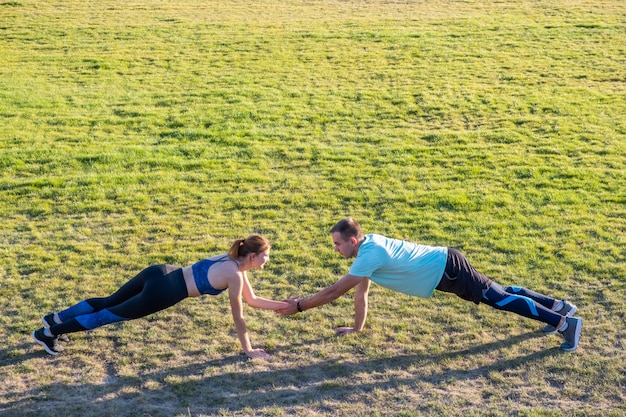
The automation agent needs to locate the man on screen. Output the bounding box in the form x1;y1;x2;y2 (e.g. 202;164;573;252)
277;217;582;351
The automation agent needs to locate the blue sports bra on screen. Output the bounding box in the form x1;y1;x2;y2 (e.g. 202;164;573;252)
190;255;236;295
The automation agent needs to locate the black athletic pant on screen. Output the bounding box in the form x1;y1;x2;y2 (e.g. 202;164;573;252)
50;265;188;336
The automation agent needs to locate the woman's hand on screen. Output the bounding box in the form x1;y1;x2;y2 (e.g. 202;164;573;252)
245;348;272;359
333;326;356;336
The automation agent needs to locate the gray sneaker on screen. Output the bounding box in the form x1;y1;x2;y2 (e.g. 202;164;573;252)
542;300;577;334
559;316;582;351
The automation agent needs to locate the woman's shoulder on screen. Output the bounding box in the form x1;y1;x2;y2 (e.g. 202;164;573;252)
205;253;230;261
205;254;241;277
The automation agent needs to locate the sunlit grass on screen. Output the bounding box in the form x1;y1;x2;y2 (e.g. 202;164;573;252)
0;0;624;416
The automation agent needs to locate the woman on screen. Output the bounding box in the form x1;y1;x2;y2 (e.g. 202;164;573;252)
33;234;287;358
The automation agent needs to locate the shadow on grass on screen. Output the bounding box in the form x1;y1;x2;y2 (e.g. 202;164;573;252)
1;331;564;416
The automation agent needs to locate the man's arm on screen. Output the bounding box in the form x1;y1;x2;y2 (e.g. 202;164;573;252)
334;276;370;336
276;274;366;315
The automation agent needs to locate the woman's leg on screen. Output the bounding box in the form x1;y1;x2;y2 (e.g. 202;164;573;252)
51;265;177;323
48;266;185;335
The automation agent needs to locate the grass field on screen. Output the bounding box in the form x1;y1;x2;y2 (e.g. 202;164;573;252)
1;0;625;415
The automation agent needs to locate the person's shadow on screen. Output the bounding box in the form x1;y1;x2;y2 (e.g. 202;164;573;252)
1;331;561;416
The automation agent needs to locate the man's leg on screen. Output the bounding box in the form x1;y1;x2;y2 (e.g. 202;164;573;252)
482;283;563;327
500;285;577;334
482;283;582;351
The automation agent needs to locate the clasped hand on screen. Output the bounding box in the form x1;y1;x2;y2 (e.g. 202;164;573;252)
275;296;300;315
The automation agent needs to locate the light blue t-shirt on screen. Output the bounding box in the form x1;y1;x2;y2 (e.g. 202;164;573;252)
348;234;448;298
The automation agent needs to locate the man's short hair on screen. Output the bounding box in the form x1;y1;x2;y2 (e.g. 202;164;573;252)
330;217;364;241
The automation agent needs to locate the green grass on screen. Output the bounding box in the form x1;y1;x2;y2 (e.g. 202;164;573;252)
1;0;625;415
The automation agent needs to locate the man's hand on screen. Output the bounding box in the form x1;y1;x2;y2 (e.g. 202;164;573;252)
275;297;300;315
334;326;357;336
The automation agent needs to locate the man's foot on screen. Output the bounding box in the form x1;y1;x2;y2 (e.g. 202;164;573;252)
542;300;577;334
42;314;69;342
559;317;582;352
32;328;62;355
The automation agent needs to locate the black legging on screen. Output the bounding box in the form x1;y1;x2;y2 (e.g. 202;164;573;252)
49;265;188;336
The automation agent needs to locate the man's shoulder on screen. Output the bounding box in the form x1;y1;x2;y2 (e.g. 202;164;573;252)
363;233;389;245
357;235;391;261
363;233;407;250
360;234;385;250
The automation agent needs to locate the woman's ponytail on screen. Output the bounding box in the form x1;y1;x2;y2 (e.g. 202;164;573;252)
228;235;270;258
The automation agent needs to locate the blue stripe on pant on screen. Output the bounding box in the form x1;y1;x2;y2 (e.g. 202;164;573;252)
57;300;95;322
493;294;539;316
75;308;128;330
482;283;562;327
